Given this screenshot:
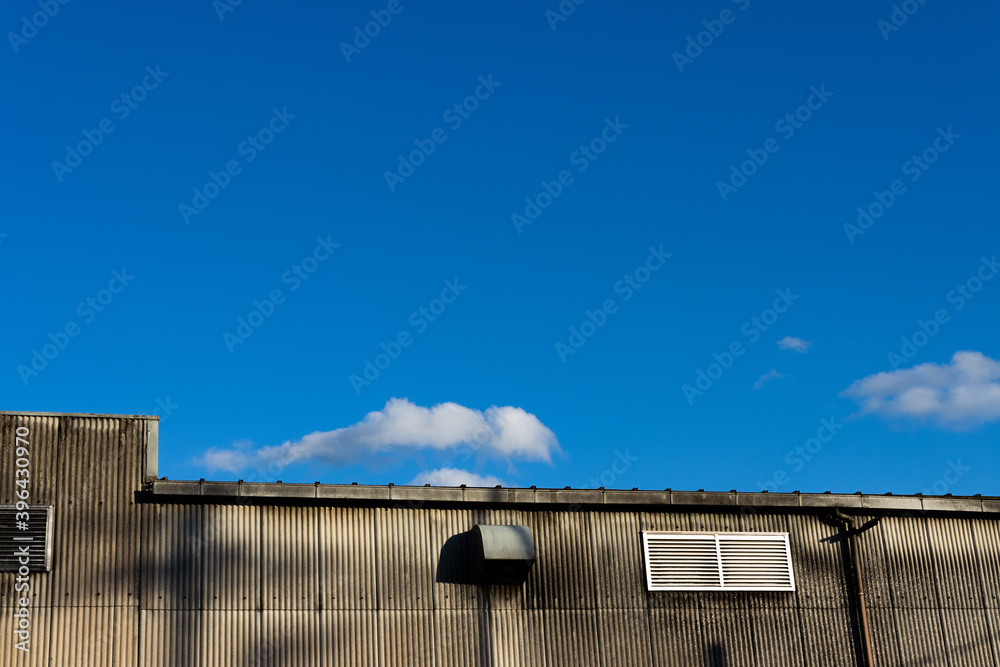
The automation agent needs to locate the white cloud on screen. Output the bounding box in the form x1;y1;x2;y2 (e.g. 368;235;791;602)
197;398;560;475
841;351;1000;429
410;468;508;487
753;369;789;390
777;336;812;353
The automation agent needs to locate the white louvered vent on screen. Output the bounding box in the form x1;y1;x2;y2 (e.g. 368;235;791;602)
642;532;794;592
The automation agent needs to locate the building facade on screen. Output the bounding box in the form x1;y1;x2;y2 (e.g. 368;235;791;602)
2;411;1000;665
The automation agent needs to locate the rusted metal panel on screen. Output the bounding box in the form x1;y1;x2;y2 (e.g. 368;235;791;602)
316;507;376;611
525;512;595;610
375;507;434;611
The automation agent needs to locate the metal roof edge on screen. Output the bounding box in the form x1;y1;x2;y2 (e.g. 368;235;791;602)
0;410;160;420
148;481;1000;515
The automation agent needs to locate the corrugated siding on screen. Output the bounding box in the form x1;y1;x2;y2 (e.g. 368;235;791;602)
378;609;435;664
262;506;319;611
526;511;595;610
376;507;434;611
0;414;145;667
540;609;601;667
203;505;259;611
317;506;376;611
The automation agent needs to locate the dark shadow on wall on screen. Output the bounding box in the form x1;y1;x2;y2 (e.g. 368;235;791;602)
707;643;727;666
436;530;477;585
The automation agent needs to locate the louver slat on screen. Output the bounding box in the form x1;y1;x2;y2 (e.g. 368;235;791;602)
643;532;794;592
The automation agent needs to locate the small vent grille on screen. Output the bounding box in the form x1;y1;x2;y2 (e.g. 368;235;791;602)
643;532;794;592
0;506;53;572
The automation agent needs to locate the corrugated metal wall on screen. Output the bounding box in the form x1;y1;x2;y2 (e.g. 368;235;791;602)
0;413;147;667
4;413;1000;666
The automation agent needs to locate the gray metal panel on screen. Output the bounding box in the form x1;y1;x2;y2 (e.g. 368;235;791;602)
322;610;378;667
433;608;487;665
316;506;377;611
893;608;950;665
648;606;705;666
376;507;434;611
525;511;595;610
488;609;547;667
588;510;646;609
141;503;202;610
262;506;320;611
749;606;804;667
599;608;653;667
939;607;996;666
926;516;985;609
261;610;321;665
699;606;758;666
797;607;858;666
378;609;435;665
879;516;940;609
784;514;849;609
540;609;602;667
972;518;1000;607
429;508;480;610
202;504;259;611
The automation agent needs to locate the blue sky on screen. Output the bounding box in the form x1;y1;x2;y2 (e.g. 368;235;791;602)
3;0;999;495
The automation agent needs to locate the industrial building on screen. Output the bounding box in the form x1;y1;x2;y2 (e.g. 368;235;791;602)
2;410;1000;665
